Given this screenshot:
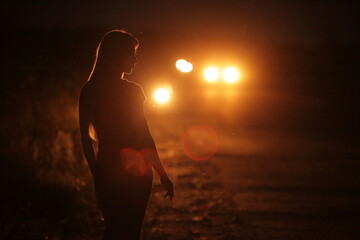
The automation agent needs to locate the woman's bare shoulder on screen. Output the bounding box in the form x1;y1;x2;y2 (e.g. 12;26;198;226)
123;80;147;102
123;79;141;88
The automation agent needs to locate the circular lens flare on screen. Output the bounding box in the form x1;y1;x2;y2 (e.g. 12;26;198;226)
120;148;149;176
223;67;240;83
204;67;220;82
176;59;193;72
183;125;219;161
153;87;171;104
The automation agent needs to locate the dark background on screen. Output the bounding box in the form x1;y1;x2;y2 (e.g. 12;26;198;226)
1;0;359;239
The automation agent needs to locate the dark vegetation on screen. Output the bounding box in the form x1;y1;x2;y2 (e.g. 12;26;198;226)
1;27;358;239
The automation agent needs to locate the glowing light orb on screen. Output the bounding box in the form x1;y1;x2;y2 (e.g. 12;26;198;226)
223;67;240;83
183;125;219;161
176;59;193;73
204;67;220;82
153;87;171;104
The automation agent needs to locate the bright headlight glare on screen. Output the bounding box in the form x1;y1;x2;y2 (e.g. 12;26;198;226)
204;67;220;82
176;59;193;73
223;67;240;83
153;87;172;104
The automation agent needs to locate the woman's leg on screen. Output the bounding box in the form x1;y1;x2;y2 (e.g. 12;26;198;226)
95;172;153;240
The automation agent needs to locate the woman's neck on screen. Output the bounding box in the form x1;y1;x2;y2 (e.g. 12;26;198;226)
92;66;125;81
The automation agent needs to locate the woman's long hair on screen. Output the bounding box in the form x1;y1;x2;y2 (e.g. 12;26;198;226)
87;29;139;82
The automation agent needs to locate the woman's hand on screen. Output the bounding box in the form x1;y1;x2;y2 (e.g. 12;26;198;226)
161;175;174;200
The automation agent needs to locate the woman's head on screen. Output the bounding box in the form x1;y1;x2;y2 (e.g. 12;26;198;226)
89;30;139;80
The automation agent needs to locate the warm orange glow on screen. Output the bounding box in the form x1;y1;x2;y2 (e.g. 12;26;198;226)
176;59;193;72
223;67;241;83
88;122;98;141
153;87;172;104
120;148;150;176
204;67;220;82
182;125;219;161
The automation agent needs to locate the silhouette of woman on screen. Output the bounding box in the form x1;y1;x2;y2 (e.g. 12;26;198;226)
79;30;174;240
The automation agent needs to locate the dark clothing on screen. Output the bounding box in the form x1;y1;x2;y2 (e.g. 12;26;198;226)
80;79;154;239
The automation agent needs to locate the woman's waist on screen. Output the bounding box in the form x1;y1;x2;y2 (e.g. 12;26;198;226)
96;145;153;178
95;154;153;179
97;142;143;155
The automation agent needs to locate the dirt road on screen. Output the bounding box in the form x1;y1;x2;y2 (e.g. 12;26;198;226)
215;130;360;240
66;89;359;240
142;118;360;240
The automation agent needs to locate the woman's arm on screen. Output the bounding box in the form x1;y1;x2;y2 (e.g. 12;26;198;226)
143;98;156;121
141;101;166;176
79;88;97;175
150;147;174;200
142;102;174;200
143;134;165;177
145;138;174;200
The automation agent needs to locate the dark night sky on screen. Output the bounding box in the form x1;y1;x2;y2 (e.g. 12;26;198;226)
2;0;359;44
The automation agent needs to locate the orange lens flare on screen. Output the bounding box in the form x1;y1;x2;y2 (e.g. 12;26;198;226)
120;148;152;176
182;125;219;161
